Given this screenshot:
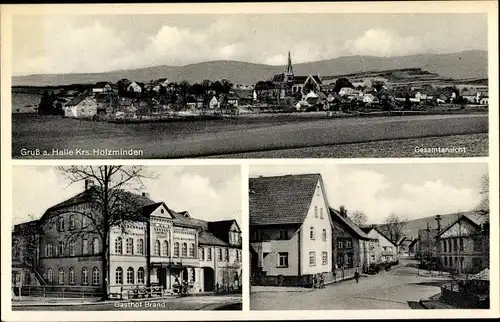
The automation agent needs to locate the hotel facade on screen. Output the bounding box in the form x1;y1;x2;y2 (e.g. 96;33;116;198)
12;179;242;296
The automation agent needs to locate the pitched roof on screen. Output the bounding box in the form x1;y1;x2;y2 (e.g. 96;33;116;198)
207;220;239;244
249;174;321;225
438;211;489;237
360;226;398;246
198;230;228;246
329;208;369;240
66;92;91;106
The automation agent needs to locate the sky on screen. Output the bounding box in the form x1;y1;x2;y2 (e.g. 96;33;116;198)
11;166;241;226
11;13;488;76
250;163;488;224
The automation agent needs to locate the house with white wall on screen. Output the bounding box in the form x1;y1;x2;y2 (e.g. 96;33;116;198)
249;174;334;285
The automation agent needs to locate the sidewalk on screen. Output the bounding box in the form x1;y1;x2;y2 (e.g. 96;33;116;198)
11;295;177;307
250;286;314;293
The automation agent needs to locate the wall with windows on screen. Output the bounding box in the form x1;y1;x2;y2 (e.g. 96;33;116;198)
39;257;103;286
300;181;333;275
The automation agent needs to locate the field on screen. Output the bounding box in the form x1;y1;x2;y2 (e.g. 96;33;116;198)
12;112;488;159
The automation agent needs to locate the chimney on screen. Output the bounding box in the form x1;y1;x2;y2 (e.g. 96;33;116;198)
84;179;94;190
142;192;150;199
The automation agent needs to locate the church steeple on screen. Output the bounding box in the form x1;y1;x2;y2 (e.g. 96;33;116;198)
284;51;294;77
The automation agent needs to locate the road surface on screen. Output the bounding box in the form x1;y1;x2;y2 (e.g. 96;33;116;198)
250;263;449;310
12;113;488;158
12;295;241;311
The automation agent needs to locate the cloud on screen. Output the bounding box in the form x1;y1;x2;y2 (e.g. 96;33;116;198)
344;28;426;57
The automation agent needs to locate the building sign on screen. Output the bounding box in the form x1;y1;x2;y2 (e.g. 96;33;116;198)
78;257;102;262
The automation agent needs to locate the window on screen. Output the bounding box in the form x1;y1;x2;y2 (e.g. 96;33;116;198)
252;229;261;241
279;230;289;240
126;238;133;255
314;206;318;218
347;254;353;267
69;240;76;256
337;254;344;267
82;239;88;255
58;241;64;256
316;185;320;196
218;248;223;261
453;239;458;252
69;267;75;284
444;257;448;266
346;239;353;249
370;254;375;261
320;208;323;219
236;250;240;262
137;267;145;284
338;240;343;249
182;243;187;257
174;242;179;257
58;216;65;232
137;239;144;255
199;248;205;261
46;243;53;257
92;267;99;285
310;227;315;240
189;243;195;258
207;248;212;261
115;267;123;284
309;251;316;266
69;215;76;230
154;240;160;256
82;268;88;285
322;251;328;265
127;267;134;284
443;240;447;253
225;248;229;261
47;269;53;283
162;241;168;257
459;238;464;252
58;268;64;285
92;238;100;254
278;252;289;267
322;229;327;241
115;237;123;254
82;216;88;228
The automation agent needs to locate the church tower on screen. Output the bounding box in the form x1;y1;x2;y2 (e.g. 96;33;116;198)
284;51;294;82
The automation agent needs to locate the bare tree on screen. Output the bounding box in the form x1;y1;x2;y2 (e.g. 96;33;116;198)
349;211;368;227
12;215;44;285
51;166;157;300
475;174;489;216
381;213;407;244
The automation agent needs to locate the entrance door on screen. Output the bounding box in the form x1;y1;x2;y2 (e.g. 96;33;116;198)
203;267;215;292
158;268;166;289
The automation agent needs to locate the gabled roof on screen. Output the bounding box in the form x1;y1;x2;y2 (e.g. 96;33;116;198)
249;174;321;226
207;220;240;244
66;91;92;106
198;230;228;246
329;208;369;240
360;226;398;247
438;211;489;237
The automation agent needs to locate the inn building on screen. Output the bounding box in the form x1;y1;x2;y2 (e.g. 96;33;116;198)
12;179;242;295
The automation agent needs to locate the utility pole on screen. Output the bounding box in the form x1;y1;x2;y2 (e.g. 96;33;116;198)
426;222;431;275
435;214;442;275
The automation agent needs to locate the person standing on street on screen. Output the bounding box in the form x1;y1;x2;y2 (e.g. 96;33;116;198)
354;271;360;283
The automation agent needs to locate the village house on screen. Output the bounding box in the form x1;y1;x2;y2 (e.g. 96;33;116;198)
127;81;143;94
397;236;413;257
437;211;489;274
329;208;371;273
361;227;399;264
92;82;113;94
249;174;334;286
11;179;242;295
64;91;98;119
208;96;219;109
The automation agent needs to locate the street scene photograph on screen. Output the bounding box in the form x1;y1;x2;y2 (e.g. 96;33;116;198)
249;163;490;310
11;165;242;311
9;8;489;158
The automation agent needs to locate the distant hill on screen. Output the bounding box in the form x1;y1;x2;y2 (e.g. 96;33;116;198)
12;50;487;87
377;212;474;240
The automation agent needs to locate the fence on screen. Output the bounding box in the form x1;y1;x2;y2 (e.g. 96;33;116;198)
251;268;361;287
16;285;103;298
109;284;164;299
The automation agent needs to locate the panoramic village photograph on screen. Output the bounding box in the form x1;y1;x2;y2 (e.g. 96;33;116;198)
11;13;489;158
249;163;490;310
11;165;243;311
